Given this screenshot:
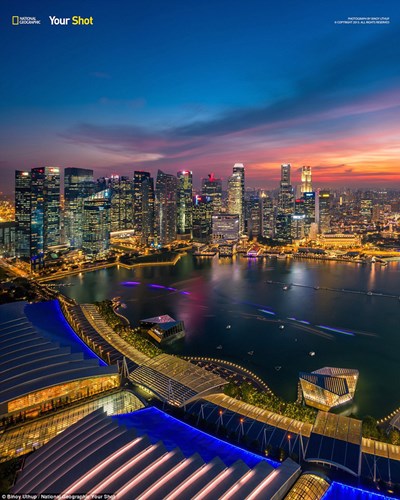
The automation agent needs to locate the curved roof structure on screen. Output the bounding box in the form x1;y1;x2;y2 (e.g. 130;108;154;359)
129;354;228;406
12;407;302;498
0;301;117;413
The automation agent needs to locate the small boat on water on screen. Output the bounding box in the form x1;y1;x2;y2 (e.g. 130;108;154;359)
279;324;285;330
226;325;231;329
275;366;282;371
247;350;254;355
309;351;316;357
217;345;223;350
282;285;289;291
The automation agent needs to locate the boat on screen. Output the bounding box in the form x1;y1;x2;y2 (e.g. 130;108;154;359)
226;325;231;329
282;285;289;291
309;351;316;357
279;324;285;330
367;291;373;296
275;366;282;371
216;345;223;350
247;350;254;355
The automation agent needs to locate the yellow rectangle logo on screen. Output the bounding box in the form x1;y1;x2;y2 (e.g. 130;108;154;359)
12;16;19;25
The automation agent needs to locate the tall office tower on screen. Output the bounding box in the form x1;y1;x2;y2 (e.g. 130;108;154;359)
201;173;222;214
360;197;373;223
133;171;155;244
292;198;306;240
109;175;133;232
155;170;178;246
301;166;312;194
82;189;111;255
246;194;261;238
64;168;94;248
275;163;294;242
303;191;316;236
318;190;331;233
260;192;274;238
30;167;61;267
15;170;31;257
192;195;213;242
228;163;245;234
177;170;193;238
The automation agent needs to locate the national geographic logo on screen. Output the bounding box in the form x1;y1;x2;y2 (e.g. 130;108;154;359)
12;16;41;25
49;16;94;26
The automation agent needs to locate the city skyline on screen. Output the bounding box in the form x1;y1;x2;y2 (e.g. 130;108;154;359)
1;0;400;194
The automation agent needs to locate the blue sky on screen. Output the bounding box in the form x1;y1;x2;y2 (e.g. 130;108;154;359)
1;0;399;192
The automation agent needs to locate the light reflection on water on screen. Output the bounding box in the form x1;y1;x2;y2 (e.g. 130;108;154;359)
58;255;400;418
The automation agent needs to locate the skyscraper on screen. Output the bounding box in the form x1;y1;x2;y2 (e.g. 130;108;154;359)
301;166;312;194
260;192;274;239
201;173;222;214
110;175;133;232
133;171;155;244
155;170;178;246
319;190;331;233
228;163;245;234
64;168;94;248
276;163;294;242
15;170;31;257
30;167;61;267
82;189;111;255
177;170;193;238
192;195;212;242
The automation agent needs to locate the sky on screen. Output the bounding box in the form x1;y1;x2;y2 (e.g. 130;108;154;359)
1;0;400;194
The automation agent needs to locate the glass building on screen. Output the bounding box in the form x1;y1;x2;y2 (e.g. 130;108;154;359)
64;168;94;248
212;214;240;242
82;189;111;255
109;175;133;232
192;195;213;242
15;170;31;257
176;170;193;238
228;163;245;235
276;163;294;242
202;173;222;214
155;170;177;246
30;167;61;268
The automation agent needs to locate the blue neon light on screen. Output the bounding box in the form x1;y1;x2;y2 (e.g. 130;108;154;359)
122;281;141;286
323;481;394;499
317;325;355;336
258;309;276;315
24;300;107;366
112;407;279;468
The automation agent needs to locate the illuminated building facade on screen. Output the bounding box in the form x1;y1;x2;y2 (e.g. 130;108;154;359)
202;173;222;214
261;193;274;238
133;171;155;243
0;222;15;255
212;214;240;241
155;170;178;246
192;195;212;242
110;175;133;232
299;367;359;411
276;163;294;242
228;163;245;234
301;166;312;194
177;170;193;237
319;190;331;233
82;189;111;255
30;167;61;268
15;170;31;257
139;315;185;344
64;168;94;248
318;233;361;248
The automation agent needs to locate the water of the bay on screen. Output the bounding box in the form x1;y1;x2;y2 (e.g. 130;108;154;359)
56;254;400;419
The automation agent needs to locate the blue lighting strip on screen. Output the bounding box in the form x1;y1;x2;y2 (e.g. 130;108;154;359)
323;481;394;499
113;406;280;468
25;300;107;366
316;325;355;336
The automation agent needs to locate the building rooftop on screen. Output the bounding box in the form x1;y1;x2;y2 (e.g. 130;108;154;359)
0;301;117;410
12;407;301;498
